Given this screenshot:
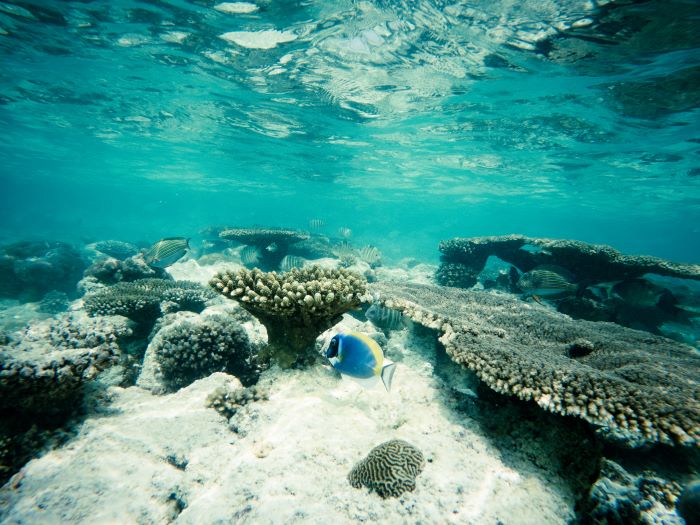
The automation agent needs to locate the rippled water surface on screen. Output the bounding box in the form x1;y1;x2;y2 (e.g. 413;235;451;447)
1;0;699;261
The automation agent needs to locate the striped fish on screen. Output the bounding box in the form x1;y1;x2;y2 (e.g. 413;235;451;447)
358;245;381;266
332;241;356;259
144;237;189;268
366;304;403;330
240;245;261;266
338;227;352;239
279;255;304;272
309;218;325;230
517;265;577;300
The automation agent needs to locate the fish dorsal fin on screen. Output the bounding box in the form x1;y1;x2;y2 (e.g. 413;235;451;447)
380;360;396;392
532;264;576;282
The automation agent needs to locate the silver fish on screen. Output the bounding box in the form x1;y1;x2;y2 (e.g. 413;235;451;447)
309;219;325;230
338;227;352;239
240;245;261;266
265;242;278;253
279;255;304;272
517;265;577;298
332;241;356;259
358;245;381;266
144;237;189;268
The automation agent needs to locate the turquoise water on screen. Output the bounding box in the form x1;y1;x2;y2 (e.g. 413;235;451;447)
1;0;699;262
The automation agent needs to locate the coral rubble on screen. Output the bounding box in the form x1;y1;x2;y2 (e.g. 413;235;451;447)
210;266;367;368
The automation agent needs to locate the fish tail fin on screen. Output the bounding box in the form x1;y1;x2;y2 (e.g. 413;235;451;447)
380;361;396;392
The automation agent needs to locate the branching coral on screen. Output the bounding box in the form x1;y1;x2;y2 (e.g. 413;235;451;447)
210;266;368;368
83;279;215;331
348;439;425;498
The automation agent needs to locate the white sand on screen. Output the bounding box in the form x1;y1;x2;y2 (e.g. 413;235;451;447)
1;317;573;524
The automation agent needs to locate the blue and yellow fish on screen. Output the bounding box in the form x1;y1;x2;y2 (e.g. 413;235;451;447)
325;332;396;391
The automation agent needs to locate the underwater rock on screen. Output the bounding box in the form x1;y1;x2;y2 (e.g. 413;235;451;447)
0;241;85;301
84;253;169;285
89;240;139;260
0;312;133;417
219;227;310;271
147;311;259;392
83;278;216;334
678;480;700;525
36;290;70;314
438;234;700;286
584;459;683;525
348;439;425;499
370;282;700;448
207;383;269;421
210;265;368;368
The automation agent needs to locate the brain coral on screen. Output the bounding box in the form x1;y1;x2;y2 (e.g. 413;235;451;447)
348;439;425;498
371;282;700;448
151;313;258;390
210;265;367;368
83;278;215;331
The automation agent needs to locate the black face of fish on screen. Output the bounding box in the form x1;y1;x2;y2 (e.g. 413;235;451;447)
326;336;339;358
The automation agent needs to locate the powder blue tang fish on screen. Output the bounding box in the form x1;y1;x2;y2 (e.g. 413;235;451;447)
326;332;396;391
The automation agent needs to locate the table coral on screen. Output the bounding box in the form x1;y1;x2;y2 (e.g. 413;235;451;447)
210;266;367;368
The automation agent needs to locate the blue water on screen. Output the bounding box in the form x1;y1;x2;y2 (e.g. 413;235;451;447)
1;0;699;263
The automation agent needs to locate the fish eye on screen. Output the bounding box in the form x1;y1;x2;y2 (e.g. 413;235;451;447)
326;337;339;358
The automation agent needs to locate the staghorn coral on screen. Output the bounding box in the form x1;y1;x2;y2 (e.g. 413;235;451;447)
210;266;367;368
371;282;700;448
83;278;215;331
151;313;258;390
348;439;425;499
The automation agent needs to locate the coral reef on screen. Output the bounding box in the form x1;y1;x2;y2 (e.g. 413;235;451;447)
348;439;425;499
435;262;481;288
370;282;700;447
0;312;134;416
37;290;70;314
150;312;258;390
84;254;169;285
210;266;367;368
207;383;269;420
219;228;310;270
0;241;86;301
83;278;215;332
438;235;700;286
90;240;139;260
584;459;682;525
